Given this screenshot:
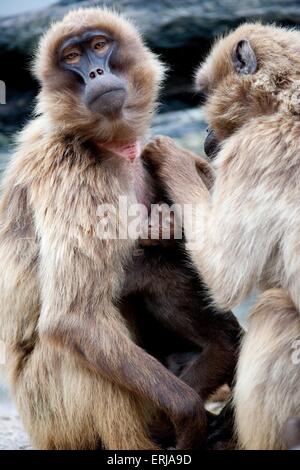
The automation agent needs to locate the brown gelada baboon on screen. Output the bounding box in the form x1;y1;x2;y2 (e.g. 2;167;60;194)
143;23;300;450
0;7;241;450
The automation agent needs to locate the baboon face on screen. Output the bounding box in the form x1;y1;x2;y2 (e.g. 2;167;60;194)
33;8;165;142
59;29;127;118
196;23;300;153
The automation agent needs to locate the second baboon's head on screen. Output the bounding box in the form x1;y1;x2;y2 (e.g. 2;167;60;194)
195;23;300;157
33;7;165;143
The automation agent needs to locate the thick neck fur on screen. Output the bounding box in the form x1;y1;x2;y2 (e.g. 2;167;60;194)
12;115;154;216
35;87;157;144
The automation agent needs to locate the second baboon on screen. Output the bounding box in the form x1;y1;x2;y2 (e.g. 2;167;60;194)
143;23;300;449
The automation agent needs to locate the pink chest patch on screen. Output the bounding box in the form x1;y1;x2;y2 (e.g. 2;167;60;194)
98;140;141;162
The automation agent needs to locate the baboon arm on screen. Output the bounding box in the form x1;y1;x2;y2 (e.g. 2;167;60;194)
0;181;38;345
40;300;206;449
183;189;263;310
41;311;199;413
143;136;273;310
37;231;205;447
184;148;278;310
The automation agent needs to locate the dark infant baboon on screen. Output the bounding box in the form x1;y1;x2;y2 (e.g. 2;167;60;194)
121;158;242;447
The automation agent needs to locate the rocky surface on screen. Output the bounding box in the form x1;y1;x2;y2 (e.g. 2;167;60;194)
151;107;207;153
1;0;299;52
1;0;300;138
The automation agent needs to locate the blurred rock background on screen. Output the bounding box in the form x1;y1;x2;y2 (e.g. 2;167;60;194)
1;0;300;150
0;0;299;449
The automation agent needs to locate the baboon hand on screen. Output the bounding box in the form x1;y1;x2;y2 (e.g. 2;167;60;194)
174;394;207;449
142;136;213;205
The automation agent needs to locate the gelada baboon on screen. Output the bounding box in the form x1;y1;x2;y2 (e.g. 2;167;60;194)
0;7;191;450
0;7;241;450
143;23;300;450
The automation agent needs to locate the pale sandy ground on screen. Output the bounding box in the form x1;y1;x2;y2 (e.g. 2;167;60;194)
0;383;30;449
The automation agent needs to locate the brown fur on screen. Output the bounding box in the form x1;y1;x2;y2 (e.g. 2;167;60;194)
143;23;300;449
0;8;209;450
235;289;300;450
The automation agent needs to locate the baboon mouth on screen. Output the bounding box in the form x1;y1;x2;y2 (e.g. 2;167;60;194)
88;89;126;116
89;88;124;104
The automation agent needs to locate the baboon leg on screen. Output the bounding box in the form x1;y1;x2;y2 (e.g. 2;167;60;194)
177;344;238;450
12;346;157;450
179;342;237;399
93;381;157;450
234;289;300;450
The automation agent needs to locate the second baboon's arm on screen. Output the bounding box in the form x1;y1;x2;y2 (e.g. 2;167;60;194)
143;134;282;311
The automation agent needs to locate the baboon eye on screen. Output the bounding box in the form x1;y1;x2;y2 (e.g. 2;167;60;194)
63;49;81;64
92;36;111;54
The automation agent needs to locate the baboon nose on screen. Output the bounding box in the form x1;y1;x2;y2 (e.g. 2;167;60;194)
89;69;104;79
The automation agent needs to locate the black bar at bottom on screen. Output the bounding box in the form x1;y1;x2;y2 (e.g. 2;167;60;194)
0;450;299;469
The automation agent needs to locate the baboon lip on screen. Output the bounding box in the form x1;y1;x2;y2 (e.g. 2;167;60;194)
97;140;141;161
88;88;125;106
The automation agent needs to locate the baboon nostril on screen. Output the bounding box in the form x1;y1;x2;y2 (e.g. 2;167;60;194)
97;69;104;75
89;71;96;79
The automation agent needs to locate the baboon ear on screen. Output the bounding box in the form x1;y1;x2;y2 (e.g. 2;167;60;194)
232;39;257;75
